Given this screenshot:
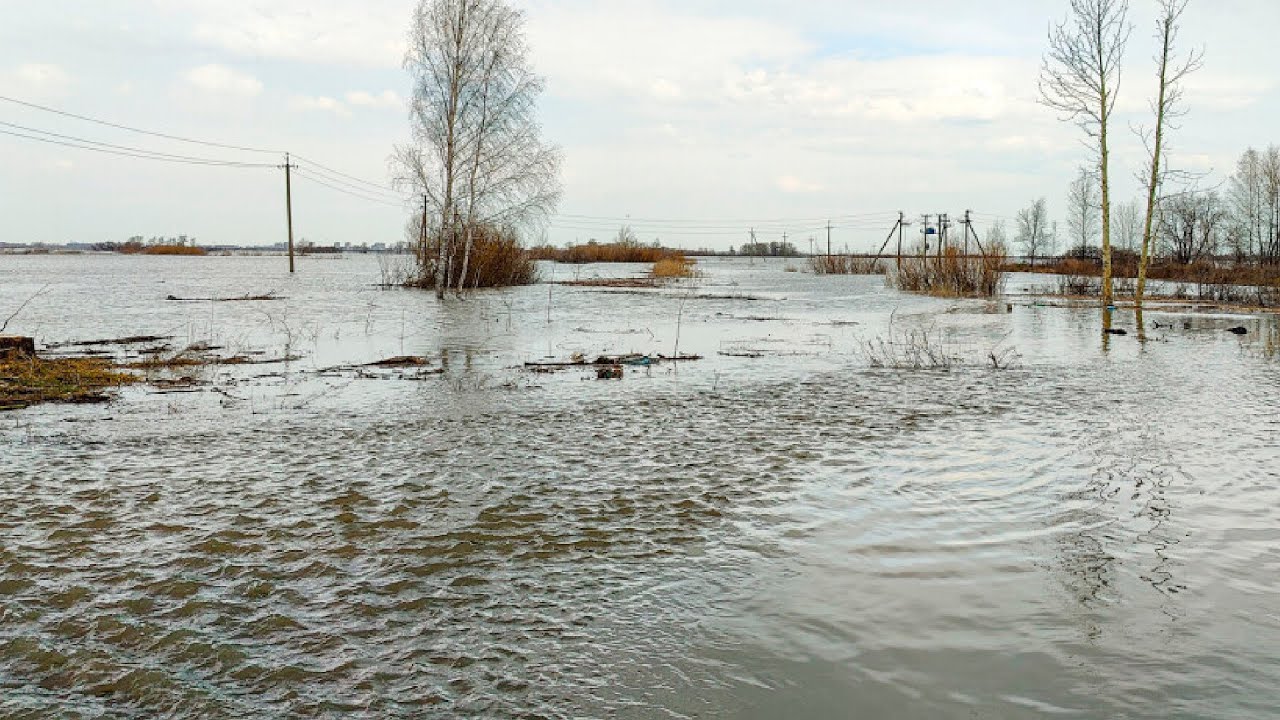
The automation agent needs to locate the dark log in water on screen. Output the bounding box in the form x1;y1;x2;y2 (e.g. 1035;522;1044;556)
0;335;35;358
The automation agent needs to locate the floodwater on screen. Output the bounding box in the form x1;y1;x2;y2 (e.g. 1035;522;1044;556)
2;254;1278;719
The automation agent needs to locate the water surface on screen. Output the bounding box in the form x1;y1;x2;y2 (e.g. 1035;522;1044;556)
2;254;1278;718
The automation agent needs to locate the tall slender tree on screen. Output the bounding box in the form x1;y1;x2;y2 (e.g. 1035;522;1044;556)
398;0;561;298
1136;0;1203;311
1040;0;1131;327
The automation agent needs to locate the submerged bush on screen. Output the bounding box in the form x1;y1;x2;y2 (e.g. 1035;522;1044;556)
810;255;887;275
652;255;698;278
415;225;537;290
891;242;1007;298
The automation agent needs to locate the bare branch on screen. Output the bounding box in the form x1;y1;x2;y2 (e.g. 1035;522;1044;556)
1;284;51;334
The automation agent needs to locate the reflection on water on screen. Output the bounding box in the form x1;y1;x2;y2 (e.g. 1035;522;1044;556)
2;255;1279;719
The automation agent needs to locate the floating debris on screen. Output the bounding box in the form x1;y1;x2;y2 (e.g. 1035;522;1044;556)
363;356;431;368
165;292;284;302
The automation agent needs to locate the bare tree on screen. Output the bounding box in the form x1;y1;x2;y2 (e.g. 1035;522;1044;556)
397;0;561;299
987;219;1008;250
1016;198;1052;267
1265;146;1280;265
1066;167;1101;259
1228;148;1266;262
1113;199;1142;255
1161;190;1223;265
1136;0;1203;308
1040;0;1131;319
614;225;639;246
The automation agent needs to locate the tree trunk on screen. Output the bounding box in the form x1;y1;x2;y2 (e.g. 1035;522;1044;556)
456;225;474;296
1138;10;1174;312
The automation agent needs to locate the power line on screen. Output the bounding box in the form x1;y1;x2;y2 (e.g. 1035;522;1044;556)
0;127;274;168
292;168;407;208
0;120;276;167
291;161;406;201
551;210;898;227
290;153;399;194
0;93;281;154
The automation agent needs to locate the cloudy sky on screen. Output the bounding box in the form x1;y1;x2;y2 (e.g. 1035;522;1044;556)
1;0;1277;251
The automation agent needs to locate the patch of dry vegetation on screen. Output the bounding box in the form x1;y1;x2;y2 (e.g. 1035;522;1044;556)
810;255;886;275
0;356;138;410
893;244;1008;298
416;225;537;289
652;255;698;278
118;243;207;256
529;240;681;264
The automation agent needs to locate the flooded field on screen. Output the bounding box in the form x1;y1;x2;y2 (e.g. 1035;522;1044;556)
2;254;1278;718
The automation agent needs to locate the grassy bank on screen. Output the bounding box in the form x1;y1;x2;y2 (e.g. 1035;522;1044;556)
0;356;138;411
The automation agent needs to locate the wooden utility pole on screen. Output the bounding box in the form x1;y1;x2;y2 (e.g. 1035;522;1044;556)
896;211;905;270
283;152;296;273
826;221;832;257
938;213;949;260
921;214;933;256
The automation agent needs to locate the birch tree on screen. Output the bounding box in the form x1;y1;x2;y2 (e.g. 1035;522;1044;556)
1016;198;1052;267
1135;0;1203;309
398;0;561;298
1066;167;1101;258
1228;148;1266;262
1040;0;1131;322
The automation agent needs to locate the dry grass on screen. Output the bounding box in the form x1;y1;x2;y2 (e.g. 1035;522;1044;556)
652;255;698;278
892;243;1008;298
529;241;680;264
810;255;887;275
120;244;207;256
0;356;138;410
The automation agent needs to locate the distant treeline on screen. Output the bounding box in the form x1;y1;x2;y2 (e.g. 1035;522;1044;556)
94;236;206;256
1013;145;1280;271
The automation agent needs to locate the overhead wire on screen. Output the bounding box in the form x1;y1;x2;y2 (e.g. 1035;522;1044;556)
292;168;408;208
0;128;275;168
0;93;281;154
0;120;277;167
290;153;401;194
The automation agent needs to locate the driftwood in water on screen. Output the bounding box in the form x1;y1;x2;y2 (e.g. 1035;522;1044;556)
165;292;284;302
48;335;175;349
363;356;431;368
524;353;702;370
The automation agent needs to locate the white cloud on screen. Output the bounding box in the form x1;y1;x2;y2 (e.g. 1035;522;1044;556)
0;63;72;100
172;0;407;68
776;175;824;194
345;90;403;109
290;94;350;116
182;64;263;98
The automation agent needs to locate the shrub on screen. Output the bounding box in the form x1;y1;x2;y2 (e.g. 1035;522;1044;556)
416;225;537;290
891;242;1007;298
810;255;887;275
652;255;697;278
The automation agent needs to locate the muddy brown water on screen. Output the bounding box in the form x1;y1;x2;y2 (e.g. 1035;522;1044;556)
2;254;1278;718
